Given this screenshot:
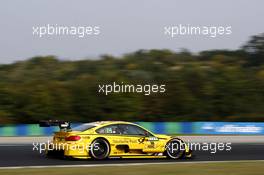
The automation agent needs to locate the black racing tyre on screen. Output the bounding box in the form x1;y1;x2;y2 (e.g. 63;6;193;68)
90;138;110;160
165;139;185;159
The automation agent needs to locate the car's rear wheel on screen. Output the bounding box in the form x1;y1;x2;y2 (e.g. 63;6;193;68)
165;139;185;159
90;138;110;160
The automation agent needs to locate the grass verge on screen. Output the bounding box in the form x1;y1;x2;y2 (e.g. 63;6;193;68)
0;161;263;175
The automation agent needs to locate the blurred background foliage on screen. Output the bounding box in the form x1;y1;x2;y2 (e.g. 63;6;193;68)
0;33;264;123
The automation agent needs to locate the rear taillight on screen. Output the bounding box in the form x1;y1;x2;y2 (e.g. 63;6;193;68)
65;136;81;141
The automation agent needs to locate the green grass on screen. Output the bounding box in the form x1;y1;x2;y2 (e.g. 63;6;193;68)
0;161;263;175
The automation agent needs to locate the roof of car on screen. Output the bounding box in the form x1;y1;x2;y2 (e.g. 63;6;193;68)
83;121;133;126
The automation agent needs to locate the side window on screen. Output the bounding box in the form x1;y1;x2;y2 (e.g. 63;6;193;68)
118;124;152;136
96;125;121;134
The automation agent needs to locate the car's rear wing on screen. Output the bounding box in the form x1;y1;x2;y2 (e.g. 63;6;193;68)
39;120;71;130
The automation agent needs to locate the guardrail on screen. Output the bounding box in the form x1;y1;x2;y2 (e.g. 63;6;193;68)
0;122;264;136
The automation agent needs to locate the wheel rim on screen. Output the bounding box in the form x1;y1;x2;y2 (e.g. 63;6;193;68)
166;140;184;159
91;139;109;159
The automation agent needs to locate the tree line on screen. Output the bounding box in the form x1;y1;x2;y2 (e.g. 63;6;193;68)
0;33;264;123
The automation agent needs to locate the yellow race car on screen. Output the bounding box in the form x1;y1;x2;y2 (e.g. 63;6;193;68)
40;120;192;160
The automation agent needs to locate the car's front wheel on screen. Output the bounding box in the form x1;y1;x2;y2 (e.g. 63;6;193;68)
90;138;110;160
165;139;185;159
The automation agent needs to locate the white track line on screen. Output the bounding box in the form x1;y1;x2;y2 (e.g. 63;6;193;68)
0;160;264;170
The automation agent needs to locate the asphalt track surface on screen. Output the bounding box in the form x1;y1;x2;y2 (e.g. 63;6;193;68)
0;143;263;167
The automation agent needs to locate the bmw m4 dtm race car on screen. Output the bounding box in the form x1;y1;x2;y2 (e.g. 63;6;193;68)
39;120;192;160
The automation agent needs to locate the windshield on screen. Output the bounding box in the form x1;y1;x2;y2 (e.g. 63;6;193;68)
71;124;96;131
